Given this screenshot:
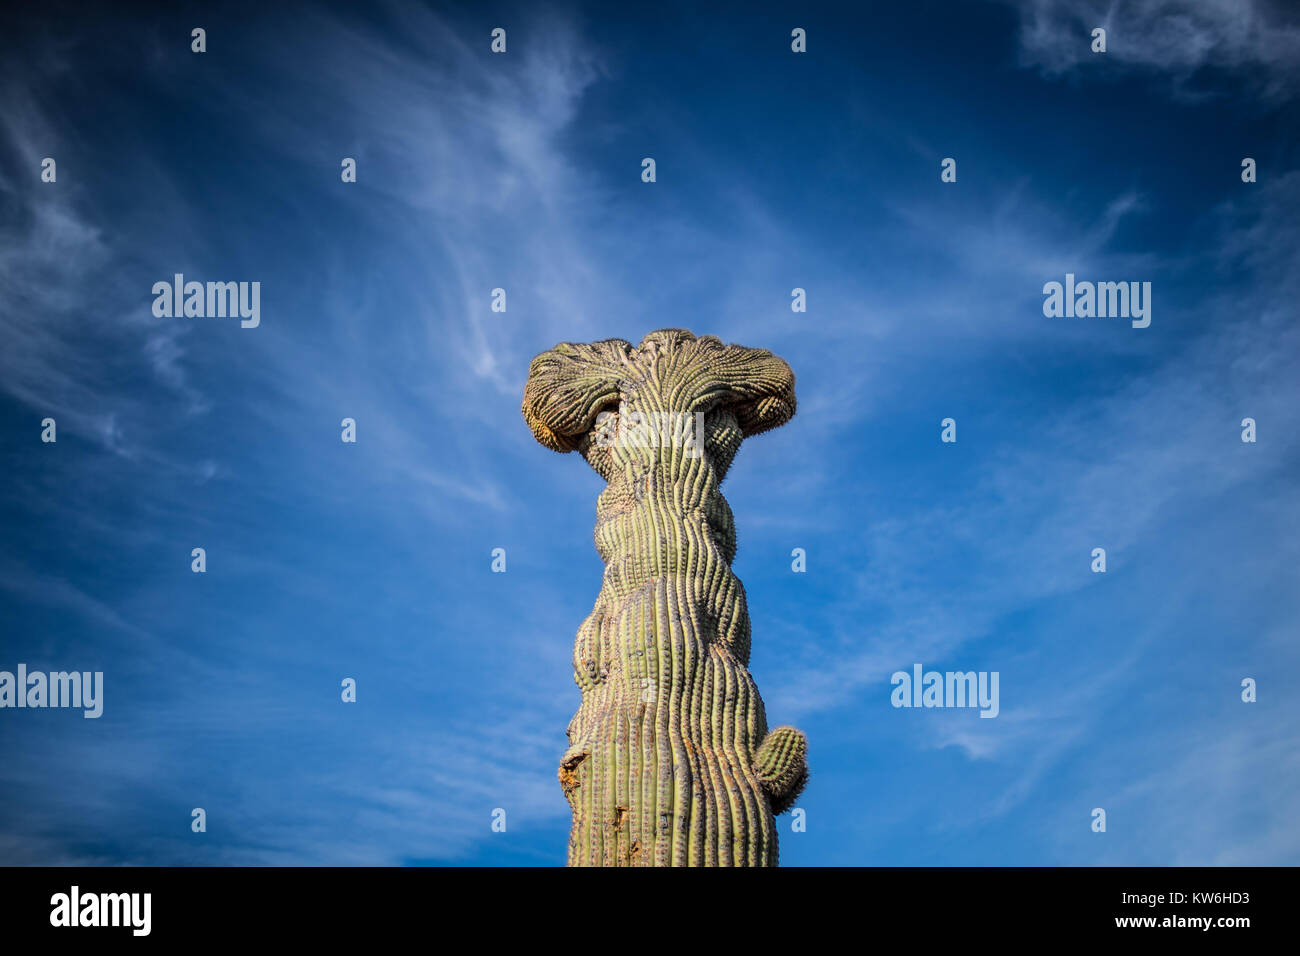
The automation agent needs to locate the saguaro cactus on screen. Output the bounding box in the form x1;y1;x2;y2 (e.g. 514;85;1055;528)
522;329;808;867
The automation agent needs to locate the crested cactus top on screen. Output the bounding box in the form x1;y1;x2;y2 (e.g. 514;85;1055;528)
522;329;796;455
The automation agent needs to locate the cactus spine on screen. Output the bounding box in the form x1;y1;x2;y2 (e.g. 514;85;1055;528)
522;329;808;867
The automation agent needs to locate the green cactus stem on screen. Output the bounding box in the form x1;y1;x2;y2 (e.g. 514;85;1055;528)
522;329;808;867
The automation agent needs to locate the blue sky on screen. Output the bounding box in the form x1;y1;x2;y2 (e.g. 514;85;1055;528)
1;0;1298;866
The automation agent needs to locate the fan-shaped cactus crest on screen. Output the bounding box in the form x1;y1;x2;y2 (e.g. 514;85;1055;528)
522;329;808;867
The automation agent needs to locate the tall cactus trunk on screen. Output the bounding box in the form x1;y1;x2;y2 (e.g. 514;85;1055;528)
523;329;808;867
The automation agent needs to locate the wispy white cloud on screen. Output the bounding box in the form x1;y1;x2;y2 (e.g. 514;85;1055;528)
1003;0;1300;100
760;167;1300;845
